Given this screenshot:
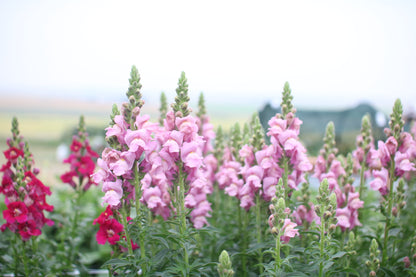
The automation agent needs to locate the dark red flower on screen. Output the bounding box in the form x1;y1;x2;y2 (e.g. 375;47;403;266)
77;156;95;176
70;139;83;153
3;201;28;224
60;171;77;187
18;220;41;240
3;147;24;163
96;218;123;245
93;205;113;225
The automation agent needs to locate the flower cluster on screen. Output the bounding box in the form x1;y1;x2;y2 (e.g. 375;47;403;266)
216;83;312;212
314;122;363;231
268;184;299;244
369;100;416;195
0;118;54;240
93;205;138;251
61;116;99;191
92;69;212;229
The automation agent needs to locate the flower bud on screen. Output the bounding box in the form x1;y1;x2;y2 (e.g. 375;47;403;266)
403;256;411;268
365;261;371;267
369;270;376;277
392;207;398;217
324;211;332;220
219;250;232;268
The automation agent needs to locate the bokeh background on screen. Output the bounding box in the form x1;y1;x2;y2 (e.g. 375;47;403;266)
1;0;415;184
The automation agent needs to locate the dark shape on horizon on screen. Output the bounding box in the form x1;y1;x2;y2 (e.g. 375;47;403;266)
258;102;388;155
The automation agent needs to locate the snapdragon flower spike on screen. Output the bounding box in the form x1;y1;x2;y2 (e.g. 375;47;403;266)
352;115;375;174
266;83;312;195
314;122;364;231
292;180;320;227
369;99;416;195
163;72;212;228
268;185;299;243
0;117;54;241
61;116;99;191
196;93;218;191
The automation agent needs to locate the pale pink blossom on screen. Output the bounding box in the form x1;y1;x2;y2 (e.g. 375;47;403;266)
370;168;389;195
109;151;136;176
102;179;123;206
280;218;299;243
105;115;128;144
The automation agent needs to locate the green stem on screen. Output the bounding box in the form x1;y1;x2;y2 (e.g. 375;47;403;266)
133;161;146;260
382;160;396;266
22;240;29;276
177;162;189;276
241;209;248;277
255;194;263;274
68;188;82;269
121;206;134;256
275;234;282;272
358;160;366;197
319;214;325;277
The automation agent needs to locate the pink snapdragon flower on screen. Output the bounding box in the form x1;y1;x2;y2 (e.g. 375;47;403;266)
292;204;320;226
369;168;389;196
280;218;299;243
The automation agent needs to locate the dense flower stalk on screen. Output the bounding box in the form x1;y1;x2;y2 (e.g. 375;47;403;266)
1;117;54;240
61;115;99;191
314;122;363;231
368;99;416;265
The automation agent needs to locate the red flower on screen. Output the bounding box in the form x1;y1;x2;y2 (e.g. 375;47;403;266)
77;156;95;176
86;144;99;158
3;147;24;163
18;220;41;241
25;171;52;196
70;139;83;153
3;201;28;224
60;171;77;187
96;218;123;245
93;205;113;225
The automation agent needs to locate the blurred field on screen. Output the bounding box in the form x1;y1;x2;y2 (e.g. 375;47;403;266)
0;95;256;186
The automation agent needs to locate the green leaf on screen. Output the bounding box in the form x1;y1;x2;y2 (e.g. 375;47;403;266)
330;251;347;259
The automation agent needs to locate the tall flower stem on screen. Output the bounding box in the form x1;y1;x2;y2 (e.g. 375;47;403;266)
22;240;30;276
382;160;396;266
255;194;263;274
177;161;189;275
241;209;249;277
133;161;146;260
67;186;82;270
358;160;366;197
275;233;282;272
121;206;134;256
318;213;326;277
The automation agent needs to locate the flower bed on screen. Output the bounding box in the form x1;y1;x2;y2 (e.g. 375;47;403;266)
1;66;416;276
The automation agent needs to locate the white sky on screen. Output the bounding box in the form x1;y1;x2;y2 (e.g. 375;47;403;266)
0;0;415;112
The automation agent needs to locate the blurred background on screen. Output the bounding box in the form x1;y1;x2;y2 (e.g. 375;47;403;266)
0;0;415;184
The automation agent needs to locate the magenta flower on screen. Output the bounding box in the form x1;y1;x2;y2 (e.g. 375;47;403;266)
95;218;124;245
3;201;28;224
